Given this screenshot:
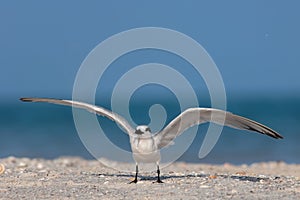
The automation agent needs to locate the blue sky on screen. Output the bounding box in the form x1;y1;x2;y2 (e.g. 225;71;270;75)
1;1;299;103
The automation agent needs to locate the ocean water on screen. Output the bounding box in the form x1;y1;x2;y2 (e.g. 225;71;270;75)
1;96;299;164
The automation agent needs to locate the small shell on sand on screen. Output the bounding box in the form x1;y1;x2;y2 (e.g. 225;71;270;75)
0;163;5;175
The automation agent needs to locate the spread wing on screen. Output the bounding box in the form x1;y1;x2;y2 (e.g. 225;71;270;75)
20;97;135;135
154;108;283;149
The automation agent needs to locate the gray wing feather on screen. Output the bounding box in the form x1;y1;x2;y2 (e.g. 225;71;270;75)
20;97;135;135
154;108;283;149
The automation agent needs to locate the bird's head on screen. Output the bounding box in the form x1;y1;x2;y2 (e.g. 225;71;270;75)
135;125;151;135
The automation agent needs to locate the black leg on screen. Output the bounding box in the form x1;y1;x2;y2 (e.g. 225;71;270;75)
129;164;138;184
156;165;163;183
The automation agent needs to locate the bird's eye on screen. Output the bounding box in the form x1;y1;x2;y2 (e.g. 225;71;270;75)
145;127;151;132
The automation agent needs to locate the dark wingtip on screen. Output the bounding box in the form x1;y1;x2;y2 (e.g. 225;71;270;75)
246;125;283;139
268;129;284;139
20;97;33;102
276;134;284;139
267;131;283;139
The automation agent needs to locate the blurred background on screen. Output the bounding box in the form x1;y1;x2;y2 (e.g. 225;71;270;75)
0;1;299;164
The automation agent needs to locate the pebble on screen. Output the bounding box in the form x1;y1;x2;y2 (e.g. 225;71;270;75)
37;163;44;169
200;181;208;185
209;175;217;179
0;164;5;175
230;189;237;194
258;174;267;178
200;185;210;189
235;171;246;175
18;162;28;168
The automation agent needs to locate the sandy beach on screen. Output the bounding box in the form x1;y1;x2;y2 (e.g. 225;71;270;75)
0;157;299;199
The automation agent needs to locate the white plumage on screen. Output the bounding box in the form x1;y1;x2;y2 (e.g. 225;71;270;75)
20;97;283;183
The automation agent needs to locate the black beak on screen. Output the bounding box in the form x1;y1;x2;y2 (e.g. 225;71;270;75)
135;129;144;135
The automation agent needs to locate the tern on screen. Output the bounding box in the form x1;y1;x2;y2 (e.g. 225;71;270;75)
20;97;283;183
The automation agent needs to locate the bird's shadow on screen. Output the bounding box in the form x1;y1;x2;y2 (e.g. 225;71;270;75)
91;172;269;183
222;174;270;182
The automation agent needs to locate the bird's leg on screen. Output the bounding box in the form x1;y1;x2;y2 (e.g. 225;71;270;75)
156;165;163;183
129;164;138;184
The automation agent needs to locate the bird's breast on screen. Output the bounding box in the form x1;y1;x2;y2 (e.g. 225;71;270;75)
131;135;158;154
130;136;160;164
